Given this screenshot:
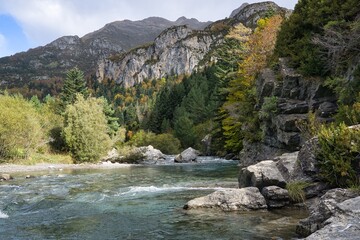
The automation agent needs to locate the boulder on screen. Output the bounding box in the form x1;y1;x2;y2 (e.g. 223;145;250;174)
296;188;359;237
239;141;287;167
184;187;267;211
261;186;289;208
174;147;200;163
138;145;165;162
291;137;320;182
275;152;298;182
238;160;286;190
0;174;13;181
305;196;360;240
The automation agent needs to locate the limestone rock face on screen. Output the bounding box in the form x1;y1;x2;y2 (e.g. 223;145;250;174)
184;187;267;211
96;25;222;88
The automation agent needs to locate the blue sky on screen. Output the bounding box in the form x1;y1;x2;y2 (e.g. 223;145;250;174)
0;0;298;58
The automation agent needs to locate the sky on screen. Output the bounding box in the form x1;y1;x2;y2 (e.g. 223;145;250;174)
0;0;298;57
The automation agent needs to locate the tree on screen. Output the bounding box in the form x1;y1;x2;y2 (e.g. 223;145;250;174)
60;67;88;110
0;94;43;160
221;15;283;152
63;95;112;162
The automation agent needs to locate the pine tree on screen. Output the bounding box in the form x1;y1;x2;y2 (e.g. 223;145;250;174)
60;67;89;110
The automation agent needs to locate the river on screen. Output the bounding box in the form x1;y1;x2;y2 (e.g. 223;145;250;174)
0;158;307;239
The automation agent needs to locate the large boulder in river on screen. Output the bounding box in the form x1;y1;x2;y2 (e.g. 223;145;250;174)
174;147;200;163
184;187;267;211
102;146;165;164
238;160;287;190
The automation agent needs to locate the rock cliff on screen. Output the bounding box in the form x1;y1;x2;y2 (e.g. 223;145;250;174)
240;58;337;166
96;1;290;88
0;17;210;88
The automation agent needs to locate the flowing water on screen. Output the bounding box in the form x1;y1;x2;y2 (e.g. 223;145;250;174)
0;158;307;239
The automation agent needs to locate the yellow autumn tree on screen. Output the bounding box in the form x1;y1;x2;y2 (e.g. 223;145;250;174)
221;15;283;152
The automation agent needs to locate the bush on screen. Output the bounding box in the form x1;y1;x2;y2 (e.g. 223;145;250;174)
259;96;278;121
317;123;360;187
128;130;181;154
63;95;112;163
0;94;43;160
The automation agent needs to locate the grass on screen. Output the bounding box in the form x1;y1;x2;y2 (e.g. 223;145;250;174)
286;181;312;203
9;152;74;165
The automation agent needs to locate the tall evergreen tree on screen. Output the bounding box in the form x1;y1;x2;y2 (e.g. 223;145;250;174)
60;67;89;110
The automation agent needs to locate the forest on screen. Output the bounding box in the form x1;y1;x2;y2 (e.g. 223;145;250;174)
1;0;360;188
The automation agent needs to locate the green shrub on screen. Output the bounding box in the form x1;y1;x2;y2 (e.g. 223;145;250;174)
259;96;278;121
128;130;181;154
0;94;43;160
317;123;360;187
63;95;112;163
286;181;312;203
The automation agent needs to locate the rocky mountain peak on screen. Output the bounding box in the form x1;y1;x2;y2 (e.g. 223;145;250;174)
229;3;250;18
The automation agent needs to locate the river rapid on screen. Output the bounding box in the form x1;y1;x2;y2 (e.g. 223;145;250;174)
0;158;307;239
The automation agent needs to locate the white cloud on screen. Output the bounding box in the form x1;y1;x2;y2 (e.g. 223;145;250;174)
0;0;298;51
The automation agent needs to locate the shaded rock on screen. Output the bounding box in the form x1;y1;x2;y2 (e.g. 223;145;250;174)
305;196;360;240
239;160;286;190
277;99;309;114
291;137;320;182
174;147;200;163
296;188;359;237
275;152;298;182
184;187;267;211
261;186;289;208
239;141;287;167
317;101;337;118
275;114;306;132
201;134;212;156
137;145;165;164
0;174;13;181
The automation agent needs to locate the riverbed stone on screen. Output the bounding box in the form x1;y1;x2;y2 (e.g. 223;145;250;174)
174;147;200;163
184;187;267;211
261;186;289;208
0;174;13;181
238;160;286;190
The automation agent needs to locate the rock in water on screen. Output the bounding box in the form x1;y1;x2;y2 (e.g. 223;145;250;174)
0;174;13;181
184;187;267;211
261;186;290;208
174;147;200;163
238;160;286;190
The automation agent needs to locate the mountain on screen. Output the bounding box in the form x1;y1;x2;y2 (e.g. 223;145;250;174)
96;1;290;87
0;17;211;89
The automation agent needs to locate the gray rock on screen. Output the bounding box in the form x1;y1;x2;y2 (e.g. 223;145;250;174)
184;187;267;211
305;196;360;240
239;141;287;167
291;137;320;182
238;160;286;190
174;147;200;163
296;188;359;237
137;145;165;163
0;174;13;181
275;114;307;132
275;152;298;182
261;186;289;208
277;100;309;114
317;101;337;118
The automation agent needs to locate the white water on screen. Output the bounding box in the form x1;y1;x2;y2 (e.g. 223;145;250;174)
0;210;9;219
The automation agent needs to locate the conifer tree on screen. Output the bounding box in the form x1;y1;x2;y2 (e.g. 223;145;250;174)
60;67;88;110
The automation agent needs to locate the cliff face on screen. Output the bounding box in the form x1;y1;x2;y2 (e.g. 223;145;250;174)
240;58;337;166
96;26;221;87
96;1;290;88
0;17;210;88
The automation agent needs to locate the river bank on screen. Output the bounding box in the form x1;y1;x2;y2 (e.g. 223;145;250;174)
0;162;134;174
